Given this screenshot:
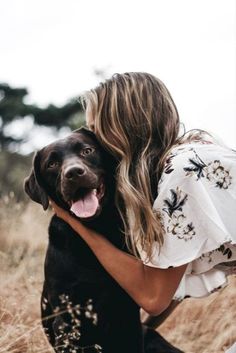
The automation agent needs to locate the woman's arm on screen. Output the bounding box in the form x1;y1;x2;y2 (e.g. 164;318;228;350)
142;300;181;328
50;201;187;316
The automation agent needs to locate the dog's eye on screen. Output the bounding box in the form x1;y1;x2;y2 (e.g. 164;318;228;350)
47;160;59;169
81;147;94;156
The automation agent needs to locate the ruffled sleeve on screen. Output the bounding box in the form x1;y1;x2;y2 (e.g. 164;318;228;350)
137;142;236;299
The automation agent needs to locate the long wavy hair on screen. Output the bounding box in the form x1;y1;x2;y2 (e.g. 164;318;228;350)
81;72;182;260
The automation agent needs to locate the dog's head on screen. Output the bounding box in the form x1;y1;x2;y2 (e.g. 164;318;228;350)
24;127;115;220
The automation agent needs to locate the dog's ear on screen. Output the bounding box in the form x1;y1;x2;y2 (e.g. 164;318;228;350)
24;152;49;210
74;126;98;141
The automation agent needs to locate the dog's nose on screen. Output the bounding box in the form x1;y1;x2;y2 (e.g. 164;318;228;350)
64;166;86;180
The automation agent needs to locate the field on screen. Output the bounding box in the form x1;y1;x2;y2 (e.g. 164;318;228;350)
0;197;235;353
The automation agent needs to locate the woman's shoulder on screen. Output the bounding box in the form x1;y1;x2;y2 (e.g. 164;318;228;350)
168;139;235;165
159;140;236;189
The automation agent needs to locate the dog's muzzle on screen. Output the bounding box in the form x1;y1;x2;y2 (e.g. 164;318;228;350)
61;161;105;219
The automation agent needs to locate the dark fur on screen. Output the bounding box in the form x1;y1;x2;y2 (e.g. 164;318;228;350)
24;128;183;353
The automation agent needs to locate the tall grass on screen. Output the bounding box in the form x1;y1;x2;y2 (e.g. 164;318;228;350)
0;197;52;353
0;196;235;352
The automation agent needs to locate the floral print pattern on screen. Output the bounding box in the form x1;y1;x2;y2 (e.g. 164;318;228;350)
206;160;232;189
163;187;196;241
161;145;233;243
183;149;207;179
184;149;232;189
163;152;177;174
160;147;232;241
138;141;236;300
198;244;233;264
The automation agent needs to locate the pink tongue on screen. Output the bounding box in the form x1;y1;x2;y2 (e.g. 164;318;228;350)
70;190;99;218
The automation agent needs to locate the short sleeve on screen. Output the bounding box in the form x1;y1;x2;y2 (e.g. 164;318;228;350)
137;142;236;299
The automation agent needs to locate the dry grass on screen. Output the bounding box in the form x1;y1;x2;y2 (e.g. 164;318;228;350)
0;197;235;353
0;197;52;353
158;277;236;352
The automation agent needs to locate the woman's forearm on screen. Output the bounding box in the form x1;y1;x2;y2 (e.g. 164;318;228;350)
66;215;187;316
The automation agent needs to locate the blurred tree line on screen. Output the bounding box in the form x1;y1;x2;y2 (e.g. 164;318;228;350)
0;83;85;200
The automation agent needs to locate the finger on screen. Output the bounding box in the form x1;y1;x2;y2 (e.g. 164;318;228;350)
49;200;57;209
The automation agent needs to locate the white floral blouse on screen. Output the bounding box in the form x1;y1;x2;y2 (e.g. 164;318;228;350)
137;140;236;300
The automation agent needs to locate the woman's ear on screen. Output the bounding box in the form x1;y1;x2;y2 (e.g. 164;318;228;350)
24;152;49;210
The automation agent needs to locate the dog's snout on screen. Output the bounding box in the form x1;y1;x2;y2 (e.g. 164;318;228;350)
64;166;86;180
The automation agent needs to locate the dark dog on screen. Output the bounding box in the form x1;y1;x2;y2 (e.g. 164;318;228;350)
24;128;183;353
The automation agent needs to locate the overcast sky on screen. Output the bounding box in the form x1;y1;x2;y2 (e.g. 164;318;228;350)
0;0;235;149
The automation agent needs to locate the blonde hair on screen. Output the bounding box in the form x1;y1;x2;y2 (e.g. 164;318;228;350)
82;72;180;260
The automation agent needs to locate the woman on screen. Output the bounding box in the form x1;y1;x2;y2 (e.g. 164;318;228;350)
51;72;236;324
